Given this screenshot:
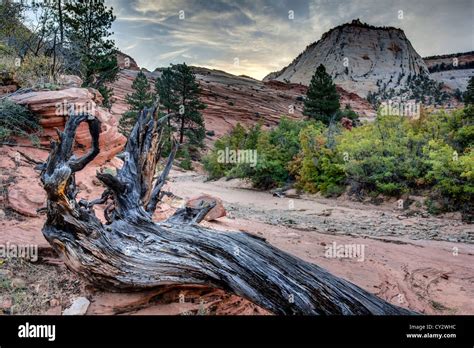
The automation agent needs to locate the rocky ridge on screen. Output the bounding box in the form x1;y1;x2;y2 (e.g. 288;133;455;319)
108;65;376;139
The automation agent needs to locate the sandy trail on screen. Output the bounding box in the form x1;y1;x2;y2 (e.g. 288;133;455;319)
165;171;474;314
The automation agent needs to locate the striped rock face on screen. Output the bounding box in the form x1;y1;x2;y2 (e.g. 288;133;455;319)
109;66;377;144
10;87;126;164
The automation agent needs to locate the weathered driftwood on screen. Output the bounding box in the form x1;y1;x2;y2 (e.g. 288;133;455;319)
39;107;415;315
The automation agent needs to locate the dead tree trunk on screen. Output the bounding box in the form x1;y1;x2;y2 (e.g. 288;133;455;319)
39;107;415;315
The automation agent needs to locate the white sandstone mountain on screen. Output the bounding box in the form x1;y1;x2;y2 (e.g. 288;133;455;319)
263;19;430;97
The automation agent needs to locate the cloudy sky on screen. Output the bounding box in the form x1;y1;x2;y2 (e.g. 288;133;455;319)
106;0;474;80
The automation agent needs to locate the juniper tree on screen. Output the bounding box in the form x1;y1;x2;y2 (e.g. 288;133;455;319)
303;64;340;125
119;71;153;135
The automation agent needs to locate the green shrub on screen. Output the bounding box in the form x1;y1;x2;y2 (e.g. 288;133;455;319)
337;115;431;196
337;104;360;124
203;117;310;189
423;139;473;216
14;54;54;88
203;122;261;180
446;106;474;152
179;157;193;170
249;130;291;188
204;107;473;214
249;117;310;188
290;124;345;196
176;145;193;171
0;98;40;143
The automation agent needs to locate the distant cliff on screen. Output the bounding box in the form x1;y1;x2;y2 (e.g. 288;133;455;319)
424;51;474;91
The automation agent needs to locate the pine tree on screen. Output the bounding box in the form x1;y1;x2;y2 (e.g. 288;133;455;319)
63;0;118;107
156;68;178;115
303;64;340;125
464;76;474;105
155;67;179;152
119;71;153;135
169;63;206;147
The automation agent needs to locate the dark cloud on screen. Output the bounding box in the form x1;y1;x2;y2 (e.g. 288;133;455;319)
106;0;474;79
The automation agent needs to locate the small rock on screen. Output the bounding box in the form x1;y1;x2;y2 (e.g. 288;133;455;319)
50;298;61;307
11;278;27;289
0;269;12;278
1;297;13;310
318;209;332;217
57;74;83;88
63;297;90;315
7;184;46;217
77;182;88;191
186;194;226;221
283;188;300;198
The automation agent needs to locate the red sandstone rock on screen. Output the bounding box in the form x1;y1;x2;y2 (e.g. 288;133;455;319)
186;194;226;221
336;86;377;121
87;286;269;315
9;88;126;163
7;182;45;217
117;51;140;71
